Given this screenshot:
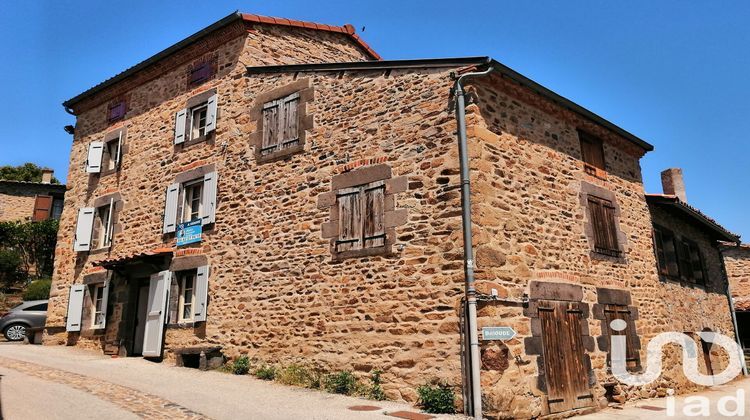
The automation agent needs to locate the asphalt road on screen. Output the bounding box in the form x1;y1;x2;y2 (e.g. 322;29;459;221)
0;342;464;420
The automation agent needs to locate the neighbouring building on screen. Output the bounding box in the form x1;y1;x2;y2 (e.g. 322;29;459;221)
0;169;65;222
644;168;741;381
44;12;743;419
721;243;750;361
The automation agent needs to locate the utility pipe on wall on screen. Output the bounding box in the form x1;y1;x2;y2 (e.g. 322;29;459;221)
453;61;493;420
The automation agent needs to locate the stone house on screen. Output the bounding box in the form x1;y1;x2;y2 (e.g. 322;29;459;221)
0;169;65;222
44;11;742;419
721;243;750;360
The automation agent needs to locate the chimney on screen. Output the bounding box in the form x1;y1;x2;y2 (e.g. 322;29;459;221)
41;169;53;184
661;168;687;202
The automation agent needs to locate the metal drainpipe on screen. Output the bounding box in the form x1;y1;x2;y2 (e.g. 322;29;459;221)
453;62;493;420
721;242;748;376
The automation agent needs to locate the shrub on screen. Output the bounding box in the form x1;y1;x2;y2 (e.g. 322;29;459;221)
255;364;276;380
23;278;51;301
0;249;23;290
231;356;250;375
277;364;313;387
368;369;386;401
324;371;358;395
417;383;456;414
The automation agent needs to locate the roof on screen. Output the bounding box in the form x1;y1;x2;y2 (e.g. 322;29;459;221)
645;194;740;242
0;179;66;189
245;57;654;152
94;247;173;269
62;12;380;109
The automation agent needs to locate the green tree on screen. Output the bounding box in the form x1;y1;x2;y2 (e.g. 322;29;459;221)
0;220;59;290
0;163;60;184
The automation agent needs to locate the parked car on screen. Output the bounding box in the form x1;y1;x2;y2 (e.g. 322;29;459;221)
0;300;48;341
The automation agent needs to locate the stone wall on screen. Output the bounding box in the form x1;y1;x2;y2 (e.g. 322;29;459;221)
723;245;750;311
463;74;736;418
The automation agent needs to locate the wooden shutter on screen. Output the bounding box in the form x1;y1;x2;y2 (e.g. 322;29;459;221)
677;240;694;284
86;141;104;173
688;242;706;286
204;93;218;134
193;265;209;322
65;284;86;332
589;197;619;256
201;172;217;225
363;182;385;248
336;187;362;252
280;92;299;149
653;227;668;275
142;270;171;358
174;109;187;144
603;202;619;253
74;207;96;252
580;133;605;172
261;100;280;155
32;195;53;221
163;183;180;234
539;300;593;413
604;305;639;368
98;280;110;329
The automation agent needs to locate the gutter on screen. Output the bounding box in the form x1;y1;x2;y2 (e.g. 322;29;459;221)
452;58;493;419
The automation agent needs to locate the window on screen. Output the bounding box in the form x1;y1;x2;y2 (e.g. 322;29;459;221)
190;103;209;140
181;180;203;223
579;131;606;175
91;284;106;328
51;198;64;220
261;92;300;156
108;100;125;122
652;225;706;286
104;138;121;171
178;271;196;322
23;303;48;311
32;195;53;221
95;204;112;249
588;196;620;257
335;181;385;254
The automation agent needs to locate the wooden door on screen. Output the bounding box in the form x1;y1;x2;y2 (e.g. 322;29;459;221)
539;300;593;413
142;270;170;358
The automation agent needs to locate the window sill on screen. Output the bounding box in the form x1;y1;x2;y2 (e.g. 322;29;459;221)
99;167;120;178
659;275;707;290
591;250;627;264
178;133;213;150
167;321;201;329
333;246;390;262
88;246;112;255
256;143;304;164
583;164;608;180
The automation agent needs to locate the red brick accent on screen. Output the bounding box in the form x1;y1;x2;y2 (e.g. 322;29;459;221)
533;270;581;283
174;248;204;257
337;156;389;173
180;160;210;172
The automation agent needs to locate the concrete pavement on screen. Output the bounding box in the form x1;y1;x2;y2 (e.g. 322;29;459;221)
0;342;464;420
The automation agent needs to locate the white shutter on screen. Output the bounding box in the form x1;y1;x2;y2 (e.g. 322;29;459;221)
104;198;114;248
73;207;96;252
174;109;187;144
86;141;104;173
65;285;86;332
163;183;180;233
194;265;209;322
142;270;171;358
115;130;123;167
204;93;218;134
99;279;111;329
201;171;217;225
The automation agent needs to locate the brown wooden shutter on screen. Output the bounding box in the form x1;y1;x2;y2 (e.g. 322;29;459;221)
539;300;593;413
604;305;639;368
261;100;280;155
280;93;299;150
580;132;605;173
662;230;680;277
677;240;694;284
589;197;620;256
336;188;362;252
363;182;385;249
603;201;619;252
653;227;668;275
688;241;706;286
32;195;53;221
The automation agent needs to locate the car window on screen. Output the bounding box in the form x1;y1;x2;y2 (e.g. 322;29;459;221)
23;303;48;311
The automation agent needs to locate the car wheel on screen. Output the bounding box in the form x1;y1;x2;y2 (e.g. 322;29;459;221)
4;323;27;341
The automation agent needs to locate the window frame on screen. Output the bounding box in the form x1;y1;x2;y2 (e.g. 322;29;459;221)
94;200;114;250
180;179;204;224
51;198;64;220
177;270;197;323
91;284;106;329
190;102;209;141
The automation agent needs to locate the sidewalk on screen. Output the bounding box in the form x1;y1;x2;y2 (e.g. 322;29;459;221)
0;342;464;420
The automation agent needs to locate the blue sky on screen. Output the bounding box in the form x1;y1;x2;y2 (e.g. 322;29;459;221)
1;1;748;238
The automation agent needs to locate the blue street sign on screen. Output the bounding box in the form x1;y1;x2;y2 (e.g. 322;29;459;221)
482;327;517;341
176;219;202;246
